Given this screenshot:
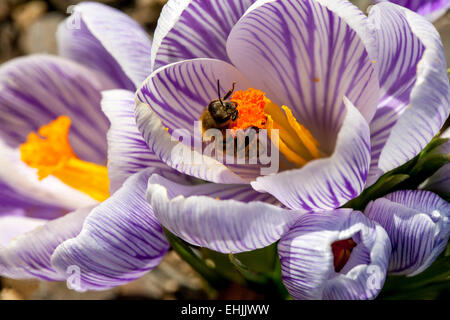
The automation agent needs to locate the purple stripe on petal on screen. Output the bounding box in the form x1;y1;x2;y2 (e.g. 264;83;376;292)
57;19;134;90
0;55;115;164
51;169;169;291
251;97;371;211
58;2;152;89
152;0;256;71
147;173;298;253
227;0;379;152
365;190;450;276
368;3;449;179
0;181;65;220
0;206;92;281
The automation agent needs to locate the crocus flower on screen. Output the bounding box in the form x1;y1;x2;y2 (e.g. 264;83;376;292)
132;0;449;299
0;4;173;291
372;0;450;21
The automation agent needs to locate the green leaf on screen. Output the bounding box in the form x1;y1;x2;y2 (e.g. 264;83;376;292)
163;228;230;290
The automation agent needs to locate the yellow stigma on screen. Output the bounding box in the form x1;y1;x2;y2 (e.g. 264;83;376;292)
20;116;110;201
229;88;321;167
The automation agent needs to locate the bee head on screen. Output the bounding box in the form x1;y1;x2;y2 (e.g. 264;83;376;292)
208;100;238;125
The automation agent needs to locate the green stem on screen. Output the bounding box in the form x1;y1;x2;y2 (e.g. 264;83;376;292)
163;228;229;290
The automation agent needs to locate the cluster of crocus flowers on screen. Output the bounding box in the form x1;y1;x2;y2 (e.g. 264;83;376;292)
0;0;449;299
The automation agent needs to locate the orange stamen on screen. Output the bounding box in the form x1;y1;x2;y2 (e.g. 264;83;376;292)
229;88;267;132
20;116;110;201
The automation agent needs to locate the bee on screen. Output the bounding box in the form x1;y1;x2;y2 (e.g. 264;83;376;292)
201;80;238;134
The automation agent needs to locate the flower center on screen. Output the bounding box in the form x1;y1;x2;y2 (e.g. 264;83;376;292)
20;116;110;201
229;88;321;166
331;238;357;273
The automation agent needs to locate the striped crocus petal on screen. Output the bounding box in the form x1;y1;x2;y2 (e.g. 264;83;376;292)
0;138;98;213
0;180;67;220
57;1;152;90
0;206;92;281
374;0;450;21
365;190;450;276
51;169;170;291
0;210;47;246
367;2;449;184
101;89;170;193
152;0;256;71
252;98;371;211
0;54;115;164
227;0;379;152
278;209;391;300
136;58;258;184
147;172;299;253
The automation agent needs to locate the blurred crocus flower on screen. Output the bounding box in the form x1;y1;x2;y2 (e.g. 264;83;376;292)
0;4;173;291
372;0;450;21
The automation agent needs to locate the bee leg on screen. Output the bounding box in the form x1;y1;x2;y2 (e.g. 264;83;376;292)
231;110;238;121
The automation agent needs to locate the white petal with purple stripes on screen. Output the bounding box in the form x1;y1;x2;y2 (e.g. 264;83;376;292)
152;0;256;71
101;89;170;193
0;206;92;281
147;172;298;253
51;169;169;291
0;54;115;164
365;190;450;276
278;209;391;300
0;181;66;220
57;2;152;90
228;0;379;151
251;98;371;211
368;3;449;182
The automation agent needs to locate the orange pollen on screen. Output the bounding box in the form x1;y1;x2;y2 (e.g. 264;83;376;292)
229;88;267;132
331;238;357;273
20;116;75;178
19;116;110;202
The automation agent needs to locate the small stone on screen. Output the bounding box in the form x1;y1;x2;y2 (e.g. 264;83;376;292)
0;22;20;63
50;0;123;13
12;1;47;31
19;12;65;55
0;288;24;300
129;0;167;28
0;1;10;21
